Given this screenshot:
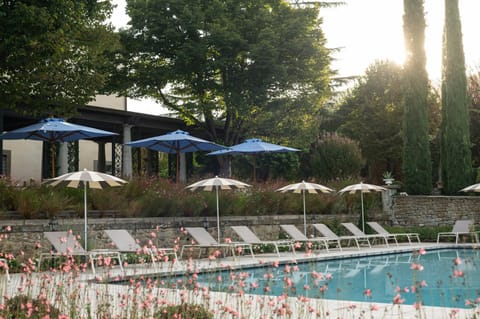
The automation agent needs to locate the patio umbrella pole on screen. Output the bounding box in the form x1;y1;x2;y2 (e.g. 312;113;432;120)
216;186;220;242
361;191;365;232
302;190;307;235
84;182;88;251
253;155;256;182
176;151;180;183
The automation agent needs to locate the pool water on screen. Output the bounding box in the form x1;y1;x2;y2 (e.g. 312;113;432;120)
180;248;480;308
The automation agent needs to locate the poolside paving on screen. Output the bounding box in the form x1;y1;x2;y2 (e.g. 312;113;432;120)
1;242;479;318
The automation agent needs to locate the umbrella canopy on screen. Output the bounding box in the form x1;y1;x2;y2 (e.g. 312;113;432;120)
126;130;225;183
208;138;300;181
338;182;387;233
186;176;251;242
0;117;117;176
276;181;335;235
459;183;480;192
44;169;128;250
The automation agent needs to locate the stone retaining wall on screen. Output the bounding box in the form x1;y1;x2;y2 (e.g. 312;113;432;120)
2;195;479;258
391;195;480;226
0;214;354;258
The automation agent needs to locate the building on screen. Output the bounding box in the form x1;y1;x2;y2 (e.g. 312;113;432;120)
0;95;205;183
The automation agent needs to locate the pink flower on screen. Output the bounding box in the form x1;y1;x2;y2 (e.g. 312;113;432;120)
370;304;379;311
418;248;426;255
410;263;424;271
364;288;372;297
413;302;422;309
393;294;405;304
420;280;428;287
449;308;459;318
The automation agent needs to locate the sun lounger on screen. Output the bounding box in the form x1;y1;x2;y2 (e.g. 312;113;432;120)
437;220;479;244
367;222;420;244
104;229;177;264
0;258;9;281
180;227;254;259
312;223;361;250
280;224;329;252
231;226;295;257
341;222;391;247
39;231;123;274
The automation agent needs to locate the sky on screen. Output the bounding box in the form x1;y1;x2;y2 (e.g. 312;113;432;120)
110;0;480;114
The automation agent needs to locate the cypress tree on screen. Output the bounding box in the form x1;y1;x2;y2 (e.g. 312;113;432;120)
440;0;473;194
402;0;432;194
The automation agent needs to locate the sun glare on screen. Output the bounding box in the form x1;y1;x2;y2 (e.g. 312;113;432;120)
322;0;480;83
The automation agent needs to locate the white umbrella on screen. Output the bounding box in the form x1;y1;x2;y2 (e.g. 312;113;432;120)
459;183;480;192
338;182;387;232
186;176;251;242
44;169;128;250
276;181;334;236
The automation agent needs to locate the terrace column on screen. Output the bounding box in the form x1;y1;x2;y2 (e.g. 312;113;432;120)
122;124;133;177
179;153;186;183
58;142;68;175
97;141;106;173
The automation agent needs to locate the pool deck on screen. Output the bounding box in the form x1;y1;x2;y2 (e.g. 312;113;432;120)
1;242;479;318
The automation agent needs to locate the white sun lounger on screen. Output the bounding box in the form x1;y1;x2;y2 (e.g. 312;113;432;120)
312;223;359;250
341;222;393;247
40;231;123;275
231;226;295;257
104;229;177;264
280;224;329;252
437;220;479;244
367;222;420;244
180;227;254;259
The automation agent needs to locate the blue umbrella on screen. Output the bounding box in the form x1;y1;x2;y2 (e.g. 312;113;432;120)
0;117;117;176
208;138;300;181
126;130;225;182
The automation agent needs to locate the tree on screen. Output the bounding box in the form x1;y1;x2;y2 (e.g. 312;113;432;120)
335;60;404;181
0;1;118;117
111;0;332;153
402;0;432;194
440;0;473;194
302;132;364;181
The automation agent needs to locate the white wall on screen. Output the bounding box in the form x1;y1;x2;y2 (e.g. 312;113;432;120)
4;140;43;183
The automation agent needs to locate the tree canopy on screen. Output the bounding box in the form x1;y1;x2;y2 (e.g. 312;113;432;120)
109;0;333;149
402;0;432;194
333;60;404;179
0;0;118;117
440;0;473;194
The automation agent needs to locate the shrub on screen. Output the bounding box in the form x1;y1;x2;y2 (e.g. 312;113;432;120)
13;188;42;219
303;132;364;181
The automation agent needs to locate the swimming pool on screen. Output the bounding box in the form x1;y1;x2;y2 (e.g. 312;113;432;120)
122;248;480;309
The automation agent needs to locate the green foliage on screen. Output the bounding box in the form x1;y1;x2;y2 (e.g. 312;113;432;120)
302;132;364;180
111;0;332;161
13;188;42;219
402;0;432;195
38;186;72;218
332;60;404;180
0;0;118;117
0;177;360;218
441;0;473;194
0;177;16;211
154;303;213;319
0;295;61;318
